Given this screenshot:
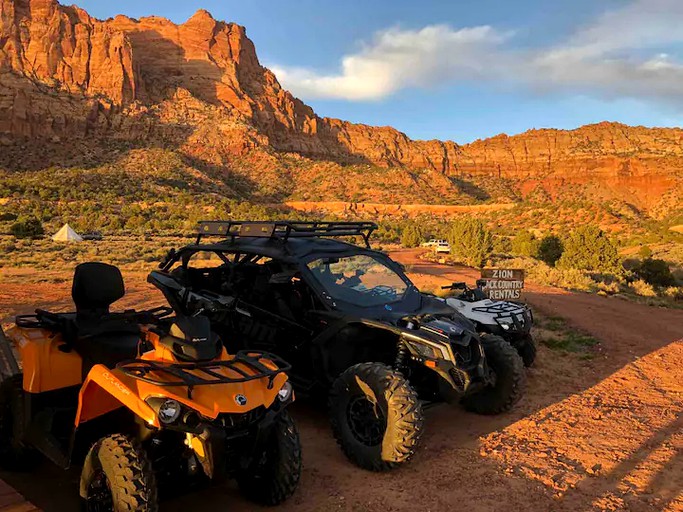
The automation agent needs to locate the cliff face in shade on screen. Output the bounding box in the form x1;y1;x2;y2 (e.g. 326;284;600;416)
0;0;681;210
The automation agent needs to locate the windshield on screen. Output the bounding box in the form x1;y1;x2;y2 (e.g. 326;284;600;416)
307;254;410;307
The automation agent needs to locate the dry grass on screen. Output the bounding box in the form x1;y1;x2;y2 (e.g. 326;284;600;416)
0;236;188;272
629;279;657;297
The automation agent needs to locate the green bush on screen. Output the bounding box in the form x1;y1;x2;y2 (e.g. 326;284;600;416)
506;257;595;292
400;222;424;248
557;225;620;273
633;258;676;287
537;235;564;266
10;216;44;239
447;218;492;268
492;235;512;254
638;245;653;259
511;230;538;257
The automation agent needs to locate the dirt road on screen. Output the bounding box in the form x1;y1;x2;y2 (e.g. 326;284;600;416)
1;254;682;511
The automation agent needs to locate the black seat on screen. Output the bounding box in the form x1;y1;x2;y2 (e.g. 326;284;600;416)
70;262;141;372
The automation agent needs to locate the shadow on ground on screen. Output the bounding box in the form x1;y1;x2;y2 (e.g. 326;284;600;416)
1;256;682;511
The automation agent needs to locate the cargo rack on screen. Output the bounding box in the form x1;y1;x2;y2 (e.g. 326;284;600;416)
196;220;378;248
118;350;291;399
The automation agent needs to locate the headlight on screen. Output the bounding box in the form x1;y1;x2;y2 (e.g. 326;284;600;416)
498;318;514;330
407;340;450;360
278;381;293;402
157;399;182;424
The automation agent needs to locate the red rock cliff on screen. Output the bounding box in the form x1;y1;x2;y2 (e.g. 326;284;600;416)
0;0;681;207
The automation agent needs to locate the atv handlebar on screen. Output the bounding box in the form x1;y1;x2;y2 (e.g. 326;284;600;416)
441;282;467;290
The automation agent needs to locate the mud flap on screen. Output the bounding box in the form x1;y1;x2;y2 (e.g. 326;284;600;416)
191;425;227;480
242;405;284;469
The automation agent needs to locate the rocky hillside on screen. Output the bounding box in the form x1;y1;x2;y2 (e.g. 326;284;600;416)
0;0;681;211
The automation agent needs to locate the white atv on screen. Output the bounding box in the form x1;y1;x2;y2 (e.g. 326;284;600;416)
439;281;536;367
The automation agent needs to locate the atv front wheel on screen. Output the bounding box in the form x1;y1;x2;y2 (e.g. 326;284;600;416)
0;373;39;471
237;409;302;505
329;362;423;471
463;335;526;415
80;434;158;512
516;334;537;367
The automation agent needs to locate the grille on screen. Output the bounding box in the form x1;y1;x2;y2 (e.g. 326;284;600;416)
215;406;266;430
449;368;468;393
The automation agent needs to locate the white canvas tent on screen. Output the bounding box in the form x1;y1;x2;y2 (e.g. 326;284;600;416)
52;223;83;242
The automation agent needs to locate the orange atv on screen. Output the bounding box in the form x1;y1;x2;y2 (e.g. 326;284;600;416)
0;262;301;511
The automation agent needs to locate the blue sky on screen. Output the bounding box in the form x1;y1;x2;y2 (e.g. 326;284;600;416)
76;0;683;143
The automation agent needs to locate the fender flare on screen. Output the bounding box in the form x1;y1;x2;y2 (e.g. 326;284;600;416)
75;365;160;428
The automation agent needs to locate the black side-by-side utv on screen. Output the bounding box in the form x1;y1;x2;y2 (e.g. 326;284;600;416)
151;221;526;471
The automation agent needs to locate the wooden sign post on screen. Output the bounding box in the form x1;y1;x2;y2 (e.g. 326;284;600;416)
479;268;525;300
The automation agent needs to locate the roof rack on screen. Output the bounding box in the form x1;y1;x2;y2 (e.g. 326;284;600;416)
196;220;377;247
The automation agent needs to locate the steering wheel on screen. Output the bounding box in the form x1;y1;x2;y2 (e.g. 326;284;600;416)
370;285;397;298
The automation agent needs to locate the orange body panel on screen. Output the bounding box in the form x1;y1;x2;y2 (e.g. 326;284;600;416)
130;330;287;418
7;324;289;426
7;326;82;393
76;365;160;427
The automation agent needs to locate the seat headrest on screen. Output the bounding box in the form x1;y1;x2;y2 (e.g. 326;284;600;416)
72;262;125;311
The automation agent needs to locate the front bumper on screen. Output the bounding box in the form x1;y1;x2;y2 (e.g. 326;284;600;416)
174;395;293;480
475;304;533;336
403;334;491;397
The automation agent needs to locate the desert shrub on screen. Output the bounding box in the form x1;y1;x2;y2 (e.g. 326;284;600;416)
506;257;595;292
401;222;424;248
537;235;564;266
638;245;653;259
375;223;401;243
447;218;492;268
632;258;676;287
0;212;17;221
663;286;683;301
511;230;538;257
10;216;44;239
629;279;657;297
596;280;620;295
492;235;512;254
0;240;16;253
557;225;620;273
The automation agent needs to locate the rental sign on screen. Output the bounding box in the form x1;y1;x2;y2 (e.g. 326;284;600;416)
479;269;525;300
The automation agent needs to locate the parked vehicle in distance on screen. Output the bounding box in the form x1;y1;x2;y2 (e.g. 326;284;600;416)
434;241;451;253
438;281;536;366
152;221;526;472
81;231;103;241
420;238;447;248
421;239;450;253
0;262;301;510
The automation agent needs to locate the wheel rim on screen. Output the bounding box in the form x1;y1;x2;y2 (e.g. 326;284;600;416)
347;396;386;446
86;469;114;512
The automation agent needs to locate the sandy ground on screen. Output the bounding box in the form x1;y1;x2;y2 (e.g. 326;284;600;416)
0;250;682;512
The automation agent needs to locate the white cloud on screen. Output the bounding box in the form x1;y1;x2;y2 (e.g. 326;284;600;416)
272;0;683;105
271;25;511;101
